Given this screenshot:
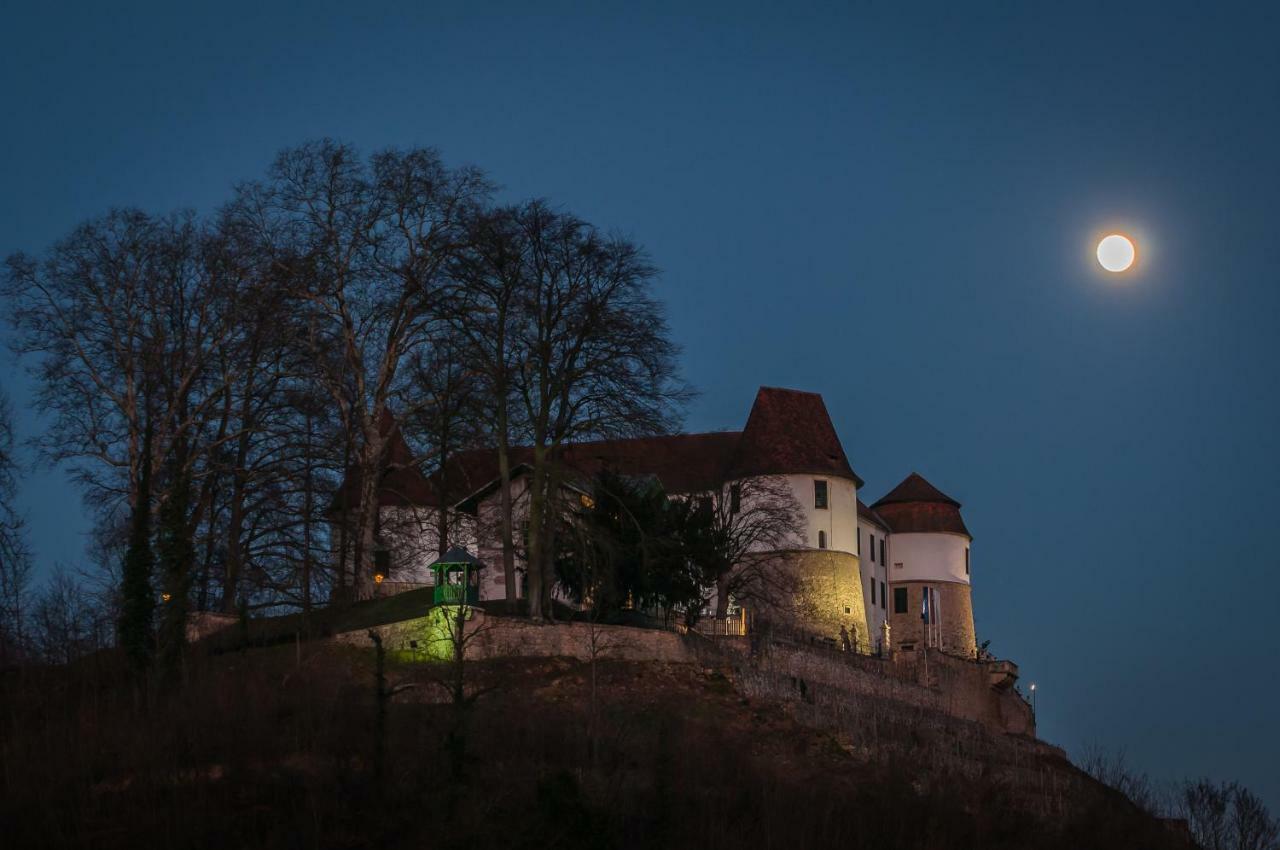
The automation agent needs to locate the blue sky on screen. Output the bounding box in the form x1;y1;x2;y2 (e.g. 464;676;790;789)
3;0;1278;809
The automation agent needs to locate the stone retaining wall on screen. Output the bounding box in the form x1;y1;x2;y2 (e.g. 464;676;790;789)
329;611;1032;737
332;610;693;664
760;642;1034;736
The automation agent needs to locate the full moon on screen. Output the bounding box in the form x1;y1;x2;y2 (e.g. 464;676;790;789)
1096;234;1136;272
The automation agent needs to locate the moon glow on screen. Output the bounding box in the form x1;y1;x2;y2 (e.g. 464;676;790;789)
1097;234;1136;272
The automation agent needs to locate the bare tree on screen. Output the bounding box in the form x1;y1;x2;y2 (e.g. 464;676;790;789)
403;337;485;558
1179;779;1280;850
30;567;111;665
505;201;688;620
686;476;805;620
444;206;528;610
0;390;33;665
4;212;235;519
229;141;489;600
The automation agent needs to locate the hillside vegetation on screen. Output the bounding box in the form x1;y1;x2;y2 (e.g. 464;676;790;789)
1;632;1185;850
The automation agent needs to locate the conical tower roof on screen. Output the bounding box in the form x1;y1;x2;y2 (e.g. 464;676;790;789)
870;472;970;537
727;387;862;486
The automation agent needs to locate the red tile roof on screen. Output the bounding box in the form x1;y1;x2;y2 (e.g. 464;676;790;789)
857;499;891;531
727;387;862;485
448;431;742;510
333;387;864;512
327;410;439;515
870;472;971;537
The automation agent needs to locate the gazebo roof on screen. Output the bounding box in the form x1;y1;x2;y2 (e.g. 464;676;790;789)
427;547;485;570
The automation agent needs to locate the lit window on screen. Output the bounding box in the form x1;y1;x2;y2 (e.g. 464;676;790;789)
814;480;828;509
818;530;827;549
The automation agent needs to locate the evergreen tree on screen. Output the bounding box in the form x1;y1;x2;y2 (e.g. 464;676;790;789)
157;438;193;684
119;424;155;674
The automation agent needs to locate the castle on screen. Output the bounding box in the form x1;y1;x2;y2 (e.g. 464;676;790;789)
335;387;984;662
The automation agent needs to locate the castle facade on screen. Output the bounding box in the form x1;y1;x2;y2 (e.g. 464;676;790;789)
334;387;981;659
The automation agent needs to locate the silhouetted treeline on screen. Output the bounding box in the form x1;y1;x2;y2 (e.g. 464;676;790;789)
0;139;688;665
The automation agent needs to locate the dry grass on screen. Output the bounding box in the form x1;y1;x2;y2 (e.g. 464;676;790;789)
0;638;1185;849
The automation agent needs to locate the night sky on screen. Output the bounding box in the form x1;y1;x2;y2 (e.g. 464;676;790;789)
3;1;1278;809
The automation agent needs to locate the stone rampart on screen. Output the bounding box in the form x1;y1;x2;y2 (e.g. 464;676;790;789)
332;610;694;664
330;611;1033;737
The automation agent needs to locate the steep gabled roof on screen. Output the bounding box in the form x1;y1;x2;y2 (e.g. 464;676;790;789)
872;471;960;507
727;387;862;486
856;498;891;531
326;410;439;515
332;387;865;515
870;472;970;537
448;431;742;512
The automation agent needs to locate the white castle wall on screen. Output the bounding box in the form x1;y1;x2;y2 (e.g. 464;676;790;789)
888;532;971;585
778;473;858;554
857;517;890;644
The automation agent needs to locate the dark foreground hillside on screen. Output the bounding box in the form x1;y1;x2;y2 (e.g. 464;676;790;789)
1;639;1184;850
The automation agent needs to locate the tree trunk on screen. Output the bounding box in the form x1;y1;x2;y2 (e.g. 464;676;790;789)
495;400;517;613
352;422;387;601
525;444;548;621
301;409;315;619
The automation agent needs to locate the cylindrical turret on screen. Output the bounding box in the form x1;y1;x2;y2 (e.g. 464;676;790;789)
872;472;976;658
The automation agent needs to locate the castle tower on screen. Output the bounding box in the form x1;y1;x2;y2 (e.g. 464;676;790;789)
872;473;977;657
727;387;869;645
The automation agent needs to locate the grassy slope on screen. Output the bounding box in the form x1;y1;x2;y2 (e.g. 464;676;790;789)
0;635;1184;850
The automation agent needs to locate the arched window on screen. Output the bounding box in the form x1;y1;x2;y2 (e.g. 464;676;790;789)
818;530;827;549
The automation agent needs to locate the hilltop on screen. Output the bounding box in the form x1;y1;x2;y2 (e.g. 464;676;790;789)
1;612;1188;850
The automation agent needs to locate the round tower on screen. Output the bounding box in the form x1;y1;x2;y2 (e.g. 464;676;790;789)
872;472;977;658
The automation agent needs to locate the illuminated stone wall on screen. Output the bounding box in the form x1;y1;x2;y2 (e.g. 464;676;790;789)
888;581;976;658
753;550;870;649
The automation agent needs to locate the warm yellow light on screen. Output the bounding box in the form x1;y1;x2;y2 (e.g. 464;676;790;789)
161;593;172;602
374;573;385;584
579;493;595;509
1096;234;1136;272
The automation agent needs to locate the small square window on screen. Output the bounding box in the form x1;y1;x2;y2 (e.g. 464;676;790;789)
814;480;828;509
893;587;908;614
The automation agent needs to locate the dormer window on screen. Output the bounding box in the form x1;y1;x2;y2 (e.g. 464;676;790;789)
814;480;828;509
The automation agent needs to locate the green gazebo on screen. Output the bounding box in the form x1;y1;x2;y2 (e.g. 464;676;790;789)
428;547;484;606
